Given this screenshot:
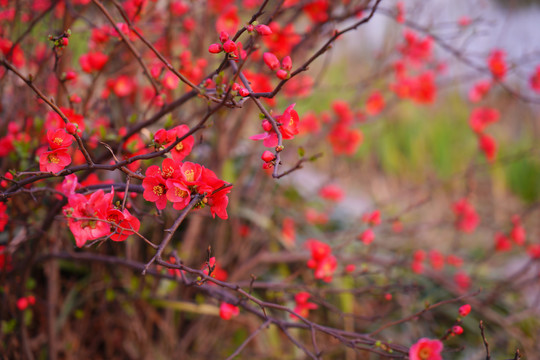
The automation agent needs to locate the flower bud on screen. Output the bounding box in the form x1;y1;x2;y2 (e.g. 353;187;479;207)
219;31;230;43
261;150;275;162
281;56;292;71
276;69;289;80
239;88;249;97
66;123;78;135
452;325;464;335
263;52;280;71
262;120;273;132
222;40;237;53
255;24;272;36
208;43;222;53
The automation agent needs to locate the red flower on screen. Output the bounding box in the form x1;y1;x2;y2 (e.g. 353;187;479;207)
487;49;507;80
510;215;526;245
79;51;109;73
165;178;191;211
365;91;385;116
47;128;73;149
468;80;491;102
458;304;471;317
142;166;169;210
219;302;239;320
291;292;318;320
106;208;140;241
39;148;71;173
527;244;540;259
303;0;329;23
0;202;8;233
494;232;511;252
305;239;337;282
454;271;471;291
169;125;195;162
281;217;296;246
327;124;363;155
262;22;301;58
250;104;299;147
409;338;443;360
452;198;479;233
478;133;497;162
65;190;113;247
362;210;381;226
530;65;540;93
215;6;239;35
358;228;375;245
469;108;499;133
429;250;444;270
319;184;344;202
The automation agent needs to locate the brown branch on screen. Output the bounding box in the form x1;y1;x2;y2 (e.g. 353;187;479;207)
142;194;204;274
479;320;491;360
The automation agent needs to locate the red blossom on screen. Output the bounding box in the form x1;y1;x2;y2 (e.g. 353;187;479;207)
79;51;109;73
47;128;73;149
358;228;375;245
219;302;239;320
469;108;499;133
409;338;443;360
458;304;471;317
452;198;479;233
365;91;385;116
319;184;344;202
487;49;507;80
468;80;491;102
291;291;318;320
530;65;540;93
39;148;71;173
478;133;497;162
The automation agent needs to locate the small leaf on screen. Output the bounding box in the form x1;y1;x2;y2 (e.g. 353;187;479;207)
298;147;305;157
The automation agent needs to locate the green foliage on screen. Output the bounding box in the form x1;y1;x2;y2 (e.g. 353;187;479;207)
505;156;540;203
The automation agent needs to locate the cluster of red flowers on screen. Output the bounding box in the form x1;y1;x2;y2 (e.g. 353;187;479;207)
494;215;527;252
358;209;381;245
391;31;438;104
142;158;231;219
327;101;364;155
208;31;241;56
469;107;499;162
62;175;140;247
250;103;299;148
487;49;507;80
305;239;337;282
452;198;480;233
38;128;74;173
291;291;318;320
411;249;464;274
16;295;36;311
263;52;292;80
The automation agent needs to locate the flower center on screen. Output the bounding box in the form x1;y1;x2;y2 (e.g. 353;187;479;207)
48;154;60;164
419;348;431;360
153;184;165;196
162;168;174;178
175;187;188;198
53;137;63;145
175;142;184;151
184;169;195;182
